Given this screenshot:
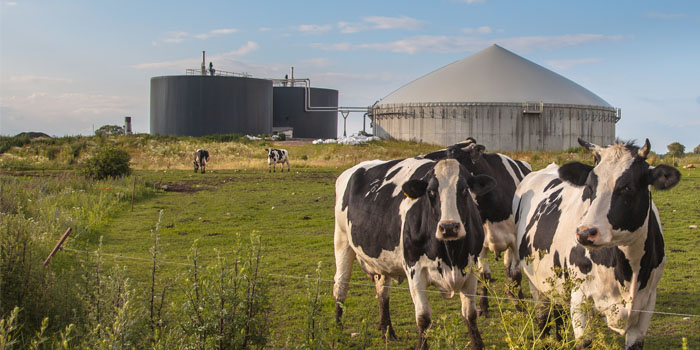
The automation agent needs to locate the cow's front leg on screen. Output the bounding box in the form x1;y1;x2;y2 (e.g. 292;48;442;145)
408;271;431;350
624;289;656;350
374;274;397;340
460;273;485;350
570;289;592;349
476;246;491;317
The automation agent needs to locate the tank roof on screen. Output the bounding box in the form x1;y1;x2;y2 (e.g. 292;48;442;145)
377;44;612;108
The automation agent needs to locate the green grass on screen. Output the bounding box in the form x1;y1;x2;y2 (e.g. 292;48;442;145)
3;136;700;348
71;165;700;349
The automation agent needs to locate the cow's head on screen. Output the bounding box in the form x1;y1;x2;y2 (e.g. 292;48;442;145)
558;138;680;248
402;159;496;240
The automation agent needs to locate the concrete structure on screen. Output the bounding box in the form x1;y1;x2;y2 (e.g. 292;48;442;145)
150;75;272;136
273;87;338;139
371;45;619;150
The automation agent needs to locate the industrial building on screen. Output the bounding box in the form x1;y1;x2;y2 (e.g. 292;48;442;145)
150;59;338;138
370;44;619;150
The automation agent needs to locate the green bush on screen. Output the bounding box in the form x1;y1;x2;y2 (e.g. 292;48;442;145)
667;142;686;157
81;146;132;180
95;124;125;136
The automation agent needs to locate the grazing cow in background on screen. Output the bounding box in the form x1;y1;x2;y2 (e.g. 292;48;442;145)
193;149;209;173
514;138;680;349
334;152;496;350
267;148;290;172
424;138;532;316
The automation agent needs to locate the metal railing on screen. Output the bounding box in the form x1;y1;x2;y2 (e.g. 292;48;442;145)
185;68;252;78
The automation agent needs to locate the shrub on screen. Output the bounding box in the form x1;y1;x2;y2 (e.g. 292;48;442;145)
667;142;685;157
694;144;700;154
81;146;132;180
95;124;125;136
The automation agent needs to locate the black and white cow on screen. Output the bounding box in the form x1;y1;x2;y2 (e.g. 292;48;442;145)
193;149;209;173
267;148;290;172
514;139;680;349
334;153;496;350
424;138;532;315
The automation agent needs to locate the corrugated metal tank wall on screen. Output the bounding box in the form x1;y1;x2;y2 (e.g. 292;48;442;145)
372;103;617;151
273;87;338;139
150;76;272;136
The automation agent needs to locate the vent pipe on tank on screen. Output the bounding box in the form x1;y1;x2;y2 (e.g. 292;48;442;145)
201;51;206;76
291;67;294;87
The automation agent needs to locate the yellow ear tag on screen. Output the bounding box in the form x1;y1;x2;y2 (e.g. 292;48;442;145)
403;192;416;200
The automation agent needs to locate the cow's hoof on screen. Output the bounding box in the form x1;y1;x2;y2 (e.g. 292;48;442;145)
379;325;398;341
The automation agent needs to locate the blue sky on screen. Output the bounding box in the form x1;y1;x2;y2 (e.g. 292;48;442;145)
1;0;698;152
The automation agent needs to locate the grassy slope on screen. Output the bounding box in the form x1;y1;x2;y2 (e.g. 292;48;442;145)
87;156;700;349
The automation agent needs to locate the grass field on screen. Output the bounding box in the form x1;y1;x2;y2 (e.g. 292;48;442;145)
87;163;699;349
2;137;699;349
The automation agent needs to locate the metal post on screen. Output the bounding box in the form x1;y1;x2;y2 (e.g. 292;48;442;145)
341;111;350;137
201;51;206;76
291;67;294;87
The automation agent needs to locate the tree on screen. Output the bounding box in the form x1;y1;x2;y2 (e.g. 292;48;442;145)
666;142;685;157
95;124;125;136
694;144;700;154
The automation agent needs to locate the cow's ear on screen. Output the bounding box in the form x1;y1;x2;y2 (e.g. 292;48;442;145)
558;162;594;186
402;180;428;199
467;174;496;196
648;164;680;190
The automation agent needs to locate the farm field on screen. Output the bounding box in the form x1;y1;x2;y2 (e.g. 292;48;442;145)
94;165;699;348
2;137;699;349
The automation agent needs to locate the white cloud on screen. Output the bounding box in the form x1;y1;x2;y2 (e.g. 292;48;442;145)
7;75;73;84
314;33;624;54
193;28;237;39
647;12;686;20
161;31;188;44
339;16;424;34
545;58;602;70
298;58;332;69
461;26;493;34
455;0;485;4
296;24;332;34
6;1;17;6
259;27;272;32
132;42;259;70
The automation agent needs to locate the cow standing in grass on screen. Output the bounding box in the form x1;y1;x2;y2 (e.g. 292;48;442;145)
193;149;209;174
334;150;496;350
514;138;680;349
424;138;532;316
267;148;290;172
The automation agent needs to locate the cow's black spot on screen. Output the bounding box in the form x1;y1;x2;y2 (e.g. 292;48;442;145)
569;245;592;274
410;268;415;279
513;197;522;228
581;171;598;202
437;261;443;275
607;160;650;232
525;189;563;253
543;178;562;192
519;233;531;261
553;251;561;269
385;167;402;181
638;208;665;290
505;157;524;181
515;160;531;177
589;247;632;286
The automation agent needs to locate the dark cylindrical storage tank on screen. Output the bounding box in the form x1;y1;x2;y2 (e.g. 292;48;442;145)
273;87;338;139
150;75;272;136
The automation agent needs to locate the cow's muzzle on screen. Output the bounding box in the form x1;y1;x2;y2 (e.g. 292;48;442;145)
576;226;599;246
438;221;463;240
